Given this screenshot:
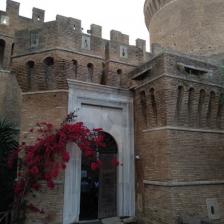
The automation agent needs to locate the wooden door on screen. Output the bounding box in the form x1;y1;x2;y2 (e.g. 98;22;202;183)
98;154;117;218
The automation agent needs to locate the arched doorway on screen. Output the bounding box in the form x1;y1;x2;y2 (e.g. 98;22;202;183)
79;132;118;220
0;39;6;68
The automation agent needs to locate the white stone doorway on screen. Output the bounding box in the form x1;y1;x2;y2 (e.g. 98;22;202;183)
63;80;135;224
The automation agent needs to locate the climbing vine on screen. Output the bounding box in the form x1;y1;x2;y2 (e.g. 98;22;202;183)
8;112;118;223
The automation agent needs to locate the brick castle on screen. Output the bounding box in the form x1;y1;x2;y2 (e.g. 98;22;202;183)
0;0;224;223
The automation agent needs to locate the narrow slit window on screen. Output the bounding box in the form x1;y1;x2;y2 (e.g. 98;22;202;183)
87;63;94;82
176;86;184;121
140;91;147;125
43;57;54;86
188;87;195;124
217;93;224;128
72;60;78;78
0;39;5;68
30;31;39;48
198;89;206;126
150;88;158;125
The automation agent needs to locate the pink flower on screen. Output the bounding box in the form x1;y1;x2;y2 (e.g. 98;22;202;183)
112;158;119;167
47;181;55;189
63;151;70;162
91;162;98;171
29;166;39;175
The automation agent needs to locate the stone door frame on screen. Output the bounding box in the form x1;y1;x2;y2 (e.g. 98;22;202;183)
63;80;135;224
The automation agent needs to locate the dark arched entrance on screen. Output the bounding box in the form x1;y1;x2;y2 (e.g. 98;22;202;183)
79;132;118;220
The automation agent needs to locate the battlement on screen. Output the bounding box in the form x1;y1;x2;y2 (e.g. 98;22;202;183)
0;0;148;64
3;0;45;24
0;0;146;48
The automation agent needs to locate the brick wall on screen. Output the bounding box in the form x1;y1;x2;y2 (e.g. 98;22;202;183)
133;52;224;223
0;70;21;125
20;91;68;224
144;0;224;56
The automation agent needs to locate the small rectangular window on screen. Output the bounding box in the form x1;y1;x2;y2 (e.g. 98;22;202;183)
30;31;39;48
0;15;9;25
120;45;128;58
177;62;209;76
81;35;91;50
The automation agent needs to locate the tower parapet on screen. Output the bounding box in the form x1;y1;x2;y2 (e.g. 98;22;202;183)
144;0;224;56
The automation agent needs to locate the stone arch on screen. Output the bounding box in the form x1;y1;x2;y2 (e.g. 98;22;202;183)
87;63;94;82
0;39;6;68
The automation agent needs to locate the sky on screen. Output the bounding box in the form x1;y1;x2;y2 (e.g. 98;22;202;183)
0;0;150;50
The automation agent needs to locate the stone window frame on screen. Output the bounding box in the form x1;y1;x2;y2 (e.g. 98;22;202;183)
0;15;10;25
30;31;39;48
120;45;128;58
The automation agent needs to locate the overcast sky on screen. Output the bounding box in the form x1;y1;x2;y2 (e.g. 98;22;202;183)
0;0;150;50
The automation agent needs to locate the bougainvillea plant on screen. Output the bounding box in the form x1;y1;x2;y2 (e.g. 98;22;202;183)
8;111;119;223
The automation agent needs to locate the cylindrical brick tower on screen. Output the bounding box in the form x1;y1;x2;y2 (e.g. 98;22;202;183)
144;0;224;56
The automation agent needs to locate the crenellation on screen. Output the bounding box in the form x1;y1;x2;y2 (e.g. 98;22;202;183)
6;0;20;16
3;0;224;223
32;7;45;23
56;15;82;32
90;24;102;38
136;39;146;52
110;30;129;45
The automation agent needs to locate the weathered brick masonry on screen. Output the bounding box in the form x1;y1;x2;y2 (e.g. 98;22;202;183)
132;53;224;223
1;0;224;223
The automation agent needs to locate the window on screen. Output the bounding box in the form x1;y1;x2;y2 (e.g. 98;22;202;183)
30;31;39;48
72;60;78;78
176;86;184;121
0;39;5;68
100;63;106;85
150;88;158;125
177;63;208;76
43;57;54;86
120;46;128;58
217;93;224;128
198;89;206;127
82;35;91;50
87;63;94;82
140;91;147;125
0;15;9;25
188;88;195;124
10;43;14;64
